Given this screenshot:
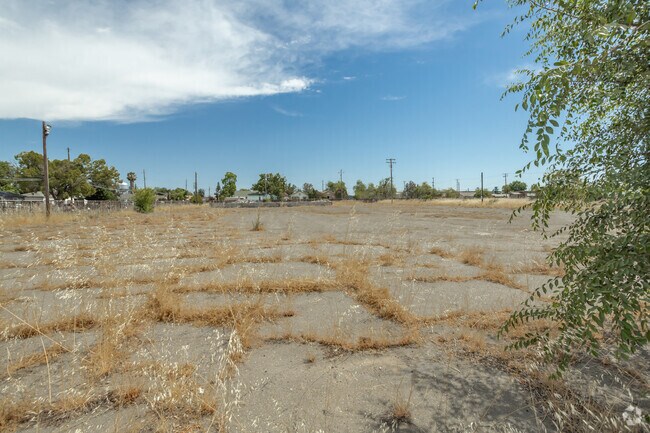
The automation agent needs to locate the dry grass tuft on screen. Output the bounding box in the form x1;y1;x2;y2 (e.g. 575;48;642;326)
4;313;96;340
458;247;484;267
478;268;528;292
297;254;332;267
2;344;68;379
144;283;293;350
515;260;565;277
335;260;418;326
268;329;418;352
176;278;338;295
429;246;454;259
383;384;413;427
377;252;402;267
251;211;264;231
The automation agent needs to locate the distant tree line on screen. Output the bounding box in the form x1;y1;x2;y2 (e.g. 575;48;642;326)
1;151;121;200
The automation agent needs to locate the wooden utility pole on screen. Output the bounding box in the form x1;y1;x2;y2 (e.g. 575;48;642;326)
42;121;51;218
503;173;508;191
194;172;198;198
67;147;70;161
143;169;146;188
386;158;396;202
481;172;484;203
339;169;343;183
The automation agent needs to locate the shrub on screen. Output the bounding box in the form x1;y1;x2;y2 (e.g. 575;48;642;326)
133;188;155;213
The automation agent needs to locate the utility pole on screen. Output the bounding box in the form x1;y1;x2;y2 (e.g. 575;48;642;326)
431;177;435;189
67;147;70;162
481;172;484;203
194;172;198;200
143;169;146;189
321;180;324;192
185;179;188;191
42;121;51;218
386;158;396;202
456;179;460;192
338;169;343;183
503;173;508;191
264;174;268;196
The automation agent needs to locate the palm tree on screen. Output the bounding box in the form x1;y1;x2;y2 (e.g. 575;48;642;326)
126;172;137;192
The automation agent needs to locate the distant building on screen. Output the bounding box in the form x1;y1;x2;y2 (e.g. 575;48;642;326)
247;191;271;202
290;190;308;201
225;189;249;203
0;191;24;202
22;192;49;202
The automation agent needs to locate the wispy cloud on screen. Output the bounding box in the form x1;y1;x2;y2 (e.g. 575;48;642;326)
0;1;469;122
380;95;406;101
271;105;303;117
343;76;356;81
486;64;541;88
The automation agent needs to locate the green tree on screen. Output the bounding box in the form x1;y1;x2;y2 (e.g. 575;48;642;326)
376;178;396;199
417;182;438;199
286;183;297;196
473;188;492;198
486;0;650;372
403;181;418;199
353;180;367;200
0;161;18;192
133;188;155;213
127;172;137;191
441;188;460;199
169;188;188;201
215;182;222;201
326;180;348;199
303;183;319;200
88;158;120;191
252;173;288;200
221;172;237;198
366;183;377;200
14;151;44;193
503;180;527;193
48;159;93;199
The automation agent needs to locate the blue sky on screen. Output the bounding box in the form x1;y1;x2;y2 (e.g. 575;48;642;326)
0;0;544;193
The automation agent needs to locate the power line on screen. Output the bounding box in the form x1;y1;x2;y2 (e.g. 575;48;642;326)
42;121;51;218
386;158;396;202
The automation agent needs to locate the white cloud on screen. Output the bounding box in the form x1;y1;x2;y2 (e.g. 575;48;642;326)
381;95;406;101
271;105;303;117
486;64;541;88
0;1;467;121
343;76;356;81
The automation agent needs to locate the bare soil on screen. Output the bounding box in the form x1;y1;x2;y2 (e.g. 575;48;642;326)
0;202;647;432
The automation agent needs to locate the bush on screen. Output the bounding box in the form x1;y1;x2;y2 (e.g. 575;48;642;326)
473;188;492;198
133;188;155;213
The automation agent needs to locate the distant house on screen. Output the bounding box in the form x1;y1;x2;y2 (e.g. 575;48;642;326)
247;191;271;202
0;191;24;202
459;191;475;199
290;190;308;201
224;189;249;203
321;190;335;200
22;192;49;202
508;191;536;199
